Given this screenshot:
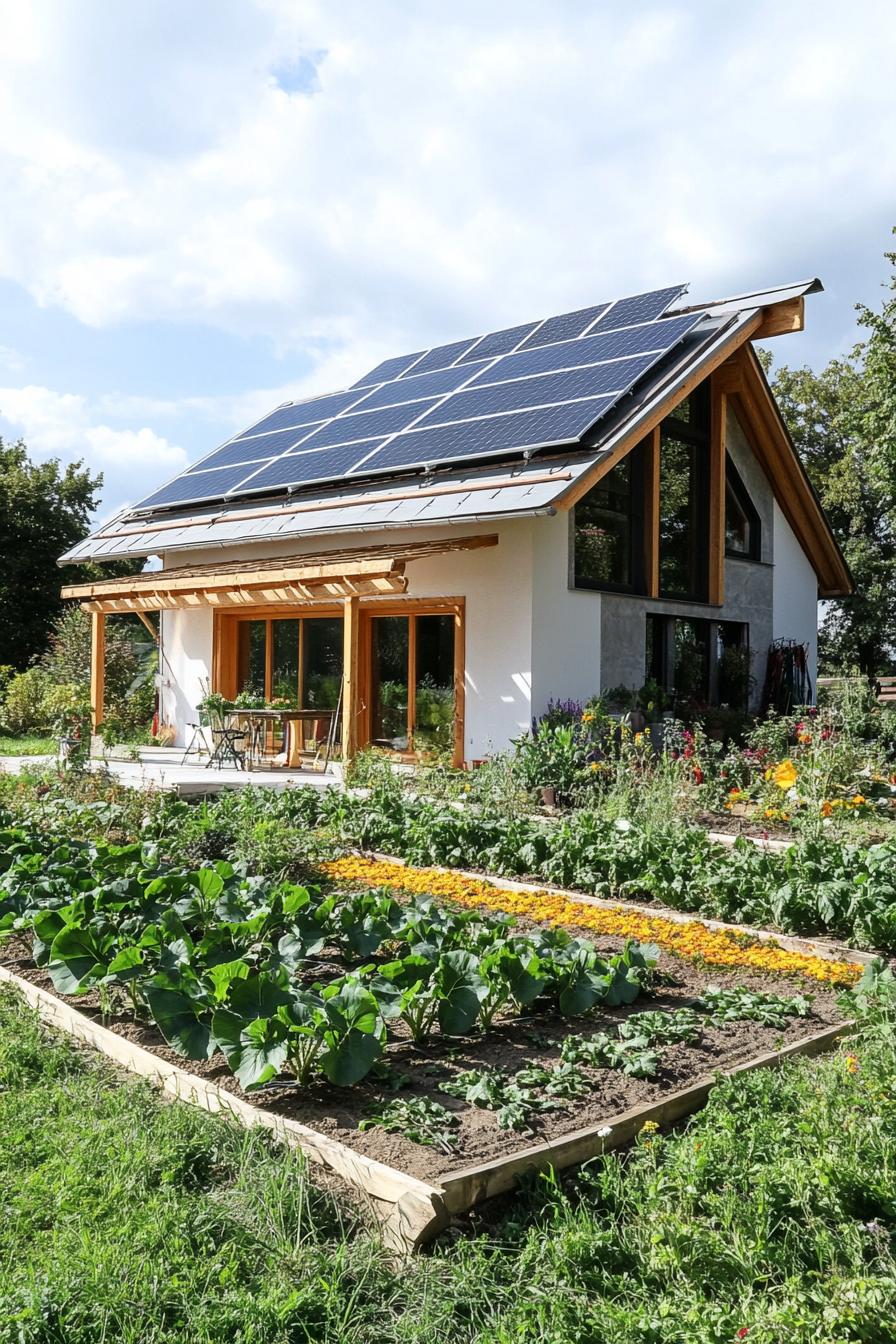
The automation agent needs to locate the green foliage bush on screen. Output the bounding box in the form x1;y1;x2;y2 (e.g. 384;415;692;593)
1;667;53;734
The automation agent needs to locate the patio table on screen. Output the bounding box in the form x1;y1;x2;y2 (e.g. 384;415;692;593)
230;708;336;768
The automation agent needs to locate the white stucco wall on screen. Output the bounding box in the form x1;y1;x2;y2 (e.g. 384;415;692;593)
530;510;601;713
155;518;536;759
772;499;819;689
159;606;214;737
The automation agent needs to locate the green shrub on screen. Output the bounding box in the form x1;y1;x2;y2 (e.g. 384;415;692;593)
1;667;52;734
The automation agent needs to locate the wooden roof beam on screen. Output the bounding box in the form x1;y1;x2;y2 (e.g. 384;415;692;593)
753;295;805;340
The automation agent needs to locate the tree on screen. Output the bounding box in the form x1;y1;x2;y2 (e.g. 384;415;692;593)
0;439;144;671
768;236;896;678
0;439;103;669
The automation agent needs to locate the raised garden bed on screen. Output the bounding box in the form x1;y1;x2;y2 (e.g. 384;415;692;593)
0;810;865;1251
0;935;854;1250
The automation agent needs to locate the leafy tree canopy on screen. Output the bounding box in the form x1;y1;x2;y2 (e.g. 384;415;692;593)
768;234;896;678
0;439;142;671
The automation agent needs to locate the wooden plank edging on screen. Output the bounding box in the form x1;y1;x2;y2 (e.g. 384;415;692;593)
0;970;855;1246
0;964;448;1252
438;1018;852;1212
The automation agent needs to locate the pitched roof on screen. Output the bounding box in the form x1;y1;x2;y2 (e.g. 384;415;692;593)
60;278;849;595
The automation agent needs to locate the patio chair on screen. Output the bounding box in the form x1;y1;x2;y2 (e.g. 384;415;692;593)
179;710;209;765
204;703;247;771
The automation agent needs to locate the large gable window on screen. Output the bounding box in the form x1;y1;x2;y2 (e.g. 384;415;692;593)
725;456;761;560
573;446;643;590
659;385;710;601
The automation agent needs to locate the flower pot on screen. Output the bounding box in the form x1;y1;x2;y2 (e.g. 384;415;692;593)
541;785;557;808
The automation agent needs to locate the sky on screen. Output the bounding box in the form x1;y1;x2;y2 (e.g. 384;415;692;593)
0;0;894;524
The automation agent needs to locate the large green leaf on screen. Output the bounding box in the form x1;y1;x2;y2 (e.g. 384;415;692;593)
143;985;215;1060
48;925;110;995
212;1010;288;1090
436;950;484;1036
319;1029;382;1087
227;971;291;1019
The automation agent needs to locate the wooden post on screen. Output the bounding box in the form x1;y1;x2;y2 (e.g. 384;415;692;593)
341;596;359;762
90;611;105;731
708;376;727;606
643;426;661;598
453;604;465;769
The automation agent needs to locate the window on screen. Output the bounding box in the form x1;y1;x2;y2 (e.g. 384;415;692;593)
573;445;643;590
369;612;456;756
236;616;343;709
725;457;761;560
645;614;749;708
717;621;751;709
659;384;710;600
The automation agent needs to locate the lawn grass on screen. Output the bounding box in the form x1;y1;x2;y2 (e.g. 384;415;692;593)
0;736;54;757
2;982;896;1343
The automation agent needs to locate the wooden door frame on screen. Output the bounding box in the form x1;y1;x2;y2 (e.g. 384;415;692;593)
359;597;466;769
212;596;466;767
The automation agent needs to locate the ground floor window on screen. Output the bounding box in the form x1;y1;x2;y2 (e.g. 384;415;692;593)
369;612;455;756
645;614;748;708
236;616;342;709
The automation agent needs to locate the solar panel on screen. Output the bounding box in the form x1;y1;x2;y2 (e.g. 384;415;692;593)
295;397;441;450
183;438;286;474
190;425;321;469
234;389;373;438
357;361;488;410
401;337;480;377
350;352;424;388
458;321;540;362
517;303;610;350
589;285;686;333
237;441;388;493
352;399;616;476
129;283;702;513
467;312;701;388
139;463;261;510
413;356;658;428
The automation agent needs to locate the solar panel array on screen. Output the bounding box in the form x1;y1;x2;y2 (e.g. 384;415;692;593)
135;284;701;512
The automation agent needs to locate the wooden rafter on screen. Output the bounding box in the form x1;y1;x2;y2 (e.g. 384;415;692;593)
63;534;498;614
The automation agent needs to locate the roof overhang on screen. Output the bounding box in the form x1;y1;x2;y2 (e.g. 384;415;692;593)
717;345;853;598
61;534;498;613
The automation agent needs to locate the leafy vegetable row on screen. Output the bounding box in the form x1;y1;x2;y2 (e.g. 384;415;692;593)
231;784;896;951
0;814;657;1091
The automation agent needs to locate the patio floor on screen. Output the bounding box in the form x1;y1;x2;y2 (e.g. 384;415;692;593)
0;746;341;797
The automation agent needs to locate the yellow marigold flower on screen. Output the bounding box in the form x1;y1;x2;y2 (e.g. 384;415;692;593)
797;731;812;745
634;732;644;744
582;710;594;723
640;1120;660;1135
845;1054;859;1074
773;760;798;790
320;857;861;987
852;795;866;805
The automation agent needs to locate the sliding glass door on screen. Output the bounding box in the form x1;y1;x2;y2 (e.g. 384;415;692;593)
369;612;455;757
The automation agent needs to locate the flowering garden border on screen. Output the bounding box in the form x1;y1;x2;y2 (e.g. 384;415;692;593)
322;854;870;987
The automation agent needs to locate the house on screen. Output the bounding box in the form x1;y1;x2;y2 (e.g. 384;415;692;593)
60;280;852;767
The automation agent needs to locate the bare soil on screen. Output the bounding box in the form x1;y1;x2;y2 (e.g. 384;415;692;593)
0;933;847;1185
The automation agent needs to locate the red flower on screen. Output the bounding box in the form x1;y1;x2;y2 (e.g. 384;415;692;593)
693;765;704;784
736;1331;750;1340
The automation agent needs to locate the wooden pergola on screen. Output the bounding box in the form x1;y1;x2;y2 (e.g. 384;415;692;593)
62;533;498;762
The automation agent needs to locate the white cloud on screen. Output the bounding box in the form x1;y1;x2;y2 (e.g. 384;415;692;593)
0;384;188;521
0;0;892;371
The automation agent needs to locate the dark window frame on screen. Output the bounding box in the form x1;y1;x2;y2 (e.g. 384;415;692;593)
724;455;762;561
572;440;646;594
658;381;711;603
